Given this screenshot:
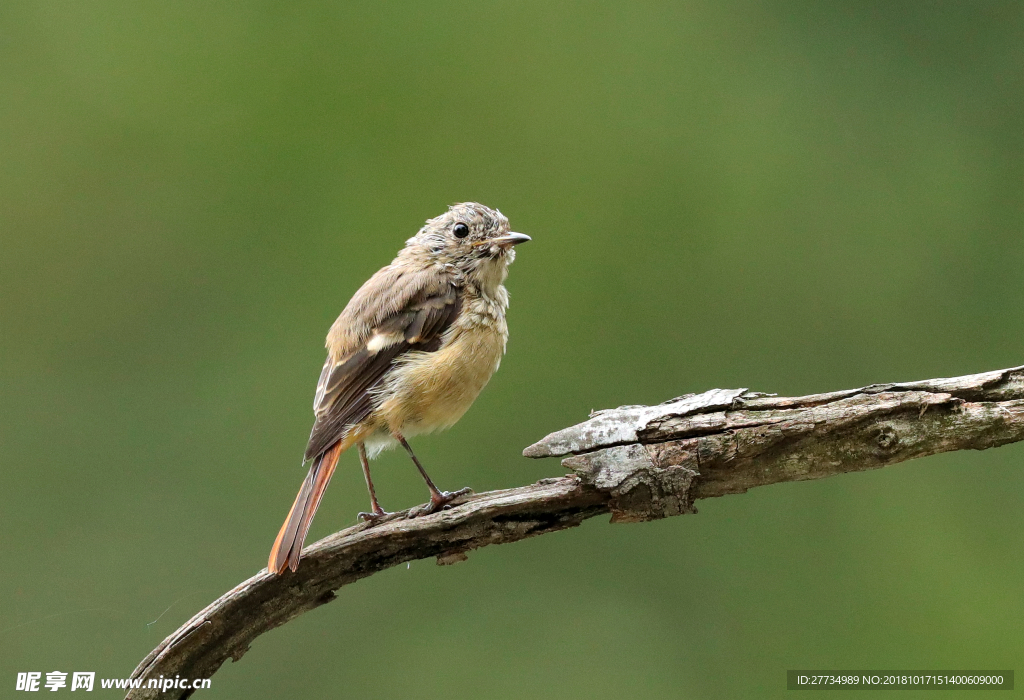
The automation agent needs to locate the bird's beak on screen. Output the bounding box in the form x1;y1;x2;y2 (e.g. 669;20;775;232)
485;232;531;248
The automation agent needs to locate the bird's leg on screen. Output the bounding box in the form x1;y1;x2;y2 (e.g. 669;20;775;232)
394;433;472;514
357;442;392;522
395;434;443;502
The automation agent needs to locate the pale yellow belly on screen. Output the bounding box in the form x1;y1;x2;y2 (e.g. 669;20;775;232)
369;323;506;441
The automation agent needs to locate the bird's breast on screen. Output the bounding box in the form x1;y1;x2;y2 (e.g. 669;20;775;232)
371;293;508;435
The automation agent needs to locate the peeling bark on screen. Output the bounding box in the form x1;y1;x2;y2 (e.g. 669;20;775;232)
126;365;1024;699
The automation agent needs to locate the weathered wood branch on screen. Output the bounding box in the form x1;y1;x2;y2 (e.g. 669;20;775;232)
127;365;1024;699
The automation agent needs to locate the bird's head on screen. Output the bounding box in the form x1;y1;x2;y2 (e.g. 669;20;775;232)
406;202;530;286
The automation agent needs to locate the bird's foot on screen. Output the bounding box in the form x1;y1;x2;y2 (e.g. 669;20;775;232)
357;508;394;525
410;487;474;517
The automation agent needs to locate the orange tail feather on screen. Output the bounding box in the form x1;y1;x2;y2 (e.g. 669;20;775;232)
268;441;344;574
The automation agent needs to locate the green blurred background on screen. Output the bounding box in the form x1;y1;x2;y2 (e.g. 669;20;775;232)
2;1;1023;697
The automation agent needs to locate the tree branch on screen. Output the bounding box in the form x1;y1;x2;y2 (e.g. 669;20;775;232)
127;365;1024;699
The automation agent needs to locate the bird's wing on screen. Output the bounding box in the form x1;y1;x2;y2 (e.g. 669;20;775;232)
303;267;461;461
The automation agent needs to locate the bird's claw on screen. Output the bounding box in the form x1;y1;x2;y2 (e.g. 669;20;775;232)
411;487;474;517
358;509;394;525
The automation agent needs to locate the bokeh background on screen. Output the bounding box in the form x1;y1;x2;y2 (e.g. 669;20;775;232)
2;1;1023;697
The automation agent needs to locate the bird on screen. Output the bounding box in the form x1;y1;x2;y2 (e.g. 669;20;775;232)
268;202;530;574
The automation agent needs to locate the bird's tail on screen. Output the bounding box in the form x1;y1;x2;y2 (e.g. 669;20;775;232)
268;440;344;574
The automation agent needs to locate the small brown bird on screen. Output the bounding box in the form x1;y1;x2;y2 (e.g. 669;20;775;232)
268;202;530;574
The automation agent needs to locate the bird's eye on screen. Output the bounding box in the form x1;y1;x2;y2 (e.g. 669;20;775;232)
453;222;470;239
